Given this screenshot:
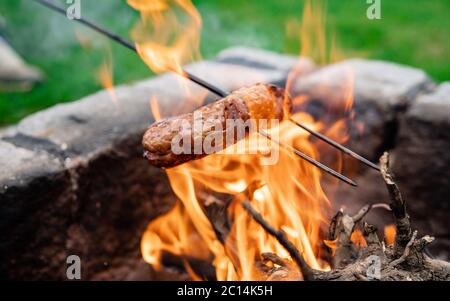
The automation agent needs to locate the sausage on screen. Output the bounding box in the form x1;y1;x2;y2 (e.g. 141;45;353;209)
143;83;291;168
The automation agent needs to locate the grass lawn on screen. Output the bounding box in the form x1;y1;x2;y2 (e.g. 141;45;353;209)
0;0;449;126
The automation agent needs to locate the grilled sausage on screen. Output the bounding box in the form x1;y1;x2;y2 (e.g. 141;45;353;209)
143;83;290;168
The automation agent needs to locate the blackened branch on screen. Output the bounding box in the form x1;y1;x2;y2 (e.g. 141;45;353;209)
242;200;315;281
380;152;412;257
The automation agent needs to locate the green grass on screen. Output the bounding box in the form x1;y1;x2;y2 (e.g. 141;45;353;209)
0;0;449;126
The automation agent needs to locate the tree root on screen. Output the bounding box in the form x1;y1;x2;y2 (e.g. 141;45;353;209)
164;152;449;281
242;152;450;281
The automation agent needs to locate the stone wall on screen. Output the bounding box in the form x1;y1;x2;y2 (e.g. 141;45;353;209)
290;58;449;258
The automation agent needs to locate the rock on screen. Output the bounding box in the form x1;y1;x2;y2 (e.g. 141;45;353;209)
0;140;62;190
406;83;450;124
217;46;315;74
0;140;70;280
291;59;434;160
185;59;291;90
332;83;450;260
0;37;43;91
392;83;450;243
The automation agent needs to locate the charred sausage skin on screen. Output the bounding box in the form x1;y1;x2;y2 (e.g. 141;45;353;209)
143;83;290;168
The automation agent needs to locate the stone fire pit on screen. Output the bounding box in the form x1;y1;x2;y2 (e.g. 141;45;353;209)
0;47;448;280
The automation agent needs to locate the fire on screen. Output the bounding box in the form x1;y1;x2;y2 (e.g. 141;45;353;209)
142;118;332;280
351;230;367;248
138;0;357;280
149;96;162;121
128;0;202;74
74;28;93;49
384;224;396;246
74;27;119;110
286;0;354;133
96;57;119;110
323;238;338;256
141;202;211;271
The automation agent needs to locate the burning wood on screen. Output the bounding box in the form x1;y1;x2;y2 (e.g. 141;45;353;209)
141;153;450;281
242;153;449;281
242;200;315;281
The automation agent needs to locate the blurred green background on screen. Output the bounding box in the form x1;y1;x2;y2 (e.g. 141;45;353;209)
0;0;449;126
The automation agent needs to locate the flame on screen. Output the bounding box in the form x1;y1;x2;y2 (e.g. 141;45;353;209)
128;0;202;74
75;28;120;110
128;0;206;120
286;0;354;129
95;46;120;110
141;118;334;280
351;230;367;248
74;28;93;49
96;61;119;109
323;238;338;256
141;202;211;272
149;96;162;121
139;0;357;280
384;224;396;246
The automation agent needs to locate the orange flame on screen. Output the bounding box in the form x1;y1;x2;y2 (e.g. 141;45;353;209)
384;224;396;246
351;230;367;248
95;46;120;110
149;96;162;121
96;61;119;110
141;120;332;280
74;28;93;49
139;0;357;280
128;0;202;74
75;29;120;110
140;202;210;272
323;238;338;256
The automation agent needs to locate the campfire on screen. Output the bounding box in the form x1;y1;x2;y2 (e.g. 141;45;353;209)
17;0;449;281
130;0;348;280
125;0;448;281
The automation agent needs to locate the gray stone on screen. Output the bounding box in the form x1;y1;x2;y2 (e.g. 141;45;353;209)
291;58;435;160
185;59;290;89
407;83;450;124
0;139;72;280
0;141;62;190
217;46;315;74
0;37;43;91
392;83;450;240
332;83;450;259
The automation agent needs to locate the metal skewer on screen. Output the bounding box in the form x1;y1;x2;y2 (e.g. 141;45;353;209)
33;0;230;98
259;130;357;186
288;118;380;171
33;0;368;186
